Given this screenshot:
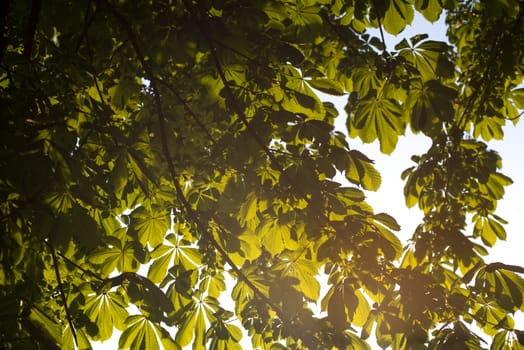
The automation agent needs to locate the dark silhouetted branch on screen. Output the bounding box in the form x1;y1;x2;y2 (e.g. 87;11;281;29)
48;243;77;346
23;0;42;58
99;0;289;326
485;262;524;274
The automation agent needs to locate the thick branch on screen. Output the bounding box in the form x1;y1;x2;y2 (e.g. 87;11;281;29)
485;262;524;274
23;0;42;58
99;0;289;324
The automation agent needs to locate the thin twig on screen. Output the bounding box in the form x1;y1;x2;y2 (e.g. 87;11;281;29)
56;251;104;281
157;79;217;145
47;242;77;345
75;0;96;53
371;0;387;53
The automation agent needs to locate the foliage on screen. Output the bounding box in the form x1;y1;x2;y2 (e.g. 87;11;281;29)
1;0;524;349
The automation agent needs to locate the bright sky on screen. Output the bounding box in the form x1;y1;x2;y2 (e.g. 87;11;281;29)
94;13;524;350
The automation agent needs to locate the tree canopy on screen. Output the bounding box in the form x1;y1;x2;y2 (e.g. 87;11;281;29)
2;0;524;349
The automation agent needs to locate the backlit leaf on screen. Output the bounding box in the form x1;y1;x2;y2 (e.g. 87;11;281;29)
130;206;170;247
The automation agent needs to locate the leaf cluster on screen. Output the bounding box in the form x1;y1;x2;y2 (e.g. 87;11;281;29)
1;0;524;349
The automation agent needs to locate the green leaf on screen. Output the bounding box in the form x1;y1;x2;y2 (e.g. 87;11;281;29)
346;150;382;190
361;310;377;339
473;117;505;141
352;289;371;327
307;78;345;96
327;286;347;329
119;315;161;350
405;79;457;134
382;0;415;35
274;253;321;301
255;218;297;255
109;151;129;197
350;92;405;154
373;212;401;231
238;192;258;228
28;307;62;345
89;237;142;274
130;206;170;247
84;291;129;341
375;224;403;260
415;0;443;22
499;270;524;309
149;235;202;283
62;325;92;350
397;39;450;80
491;330;508;350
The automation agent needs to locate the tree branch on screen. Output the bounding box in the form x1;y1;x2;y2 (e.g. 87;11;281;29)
371;0;388;53
183;0;307;200
47;242;77;346
56;251;104;281
485;262;524;274
23;0;42;58
75;0;96;53
157;79;217;145
0;0;13;61
98;0;290;325
102;272;173;312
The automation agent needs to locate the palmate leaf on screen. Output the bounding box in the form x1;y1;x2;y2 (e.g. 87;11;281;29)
129;205;170;247
498;270;524;310
62;325;92;350
175;295;218;349
148;234;202;284
346;150;382;191
374;224;403;260
474;216;507;248
273;252;321;301
255;218;298;256
280;65;326;120
396;38;451;80
88;236;142;274
349;92;405;154
473;117;505;141
325;282;371;329
84;291;129;341
119;315;162;350
206;320;243;350
405;79;457;134
231;265;270;313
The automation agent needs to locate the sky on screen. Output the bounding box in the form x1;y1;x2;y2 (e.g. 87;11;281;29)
93;12;524;350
